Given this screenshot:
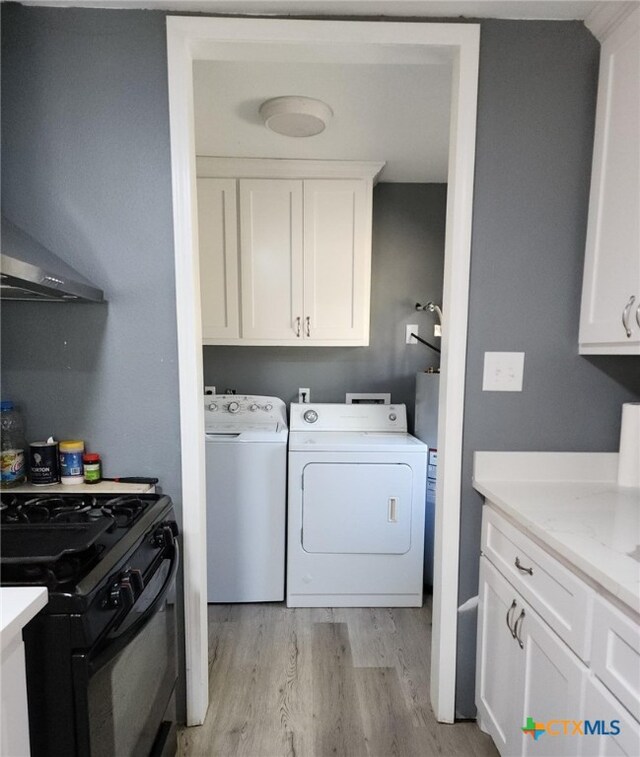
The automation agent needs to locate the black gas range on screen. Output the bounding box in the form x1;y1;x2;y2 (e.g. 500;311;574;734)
0;490;179;757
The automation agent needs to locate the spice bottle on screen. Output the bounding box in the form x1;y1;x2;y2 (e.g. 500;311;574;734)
59;440;85;485
0;401;26;488
83;453;102;485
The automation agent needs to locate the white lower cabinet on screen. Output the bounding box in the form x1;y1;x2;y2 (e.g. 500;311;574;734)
477;507;640;757
476;557;525;754
1;636;32;757
520;593;587;757
580;675;640;757
477;556;586;757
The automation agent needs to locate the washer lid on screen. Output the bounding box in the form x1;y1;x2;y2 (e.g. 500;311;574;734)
288;431;427;453
206;425;288;442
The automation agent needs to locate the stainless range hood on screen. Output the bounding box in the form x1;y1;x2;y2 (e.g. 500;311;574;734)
1;216;104;302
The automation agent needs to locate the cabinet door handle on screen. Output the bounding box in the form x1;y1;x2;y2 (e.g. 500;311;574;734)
295;316;301;337
622;295;635;338
515;556;533;575
306;316;311;337
505;599;517;637
514;609;525;649
636;300;640;329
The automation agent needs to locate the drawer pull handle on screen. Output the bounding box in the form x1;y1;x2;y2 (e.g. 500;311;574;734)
505;599;517;637
515;556;533;575
622;295;635;338
514;609;525;649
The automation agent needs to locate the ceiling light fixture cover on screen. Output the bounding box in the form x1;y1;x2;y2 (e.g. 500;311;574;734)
259;96;333;137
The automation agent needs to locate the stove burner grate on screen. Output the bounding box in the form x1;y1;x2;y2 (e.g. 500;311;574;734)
0;492;154;587
0;493;149;527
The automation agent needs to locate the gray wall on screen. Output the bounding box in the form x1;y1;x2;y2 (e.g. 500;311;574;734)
203;183;446;427
2;5;639;722
456;20;640;717
1;7;180;503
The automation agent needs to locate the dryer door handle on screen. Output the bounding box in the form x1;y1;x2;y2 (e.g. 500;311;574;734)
388;497;399;522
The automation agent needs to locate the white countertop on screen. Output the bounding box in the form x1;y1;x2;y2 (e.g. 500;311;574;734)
9;481;155;495
473;451;640;615
0;588;48;652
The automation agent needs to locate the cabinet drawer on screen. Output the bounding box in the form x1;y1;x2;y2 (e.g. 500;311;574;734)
482;507;593;661
591;596;640;720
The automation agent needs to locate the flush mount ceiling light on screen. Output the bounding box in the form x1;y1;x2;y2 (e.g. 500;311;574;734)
259;96;333;137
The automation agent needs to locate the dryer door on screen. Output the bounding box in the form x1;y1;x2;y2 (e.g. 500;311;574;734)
302;463;413;554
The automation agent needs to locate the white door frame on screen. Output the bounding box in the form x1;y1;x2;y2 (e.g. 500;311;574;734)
166;15;479;726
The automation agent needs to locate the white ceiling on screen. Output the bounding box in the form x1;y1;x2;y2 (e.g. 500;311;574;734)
16;0;636;22
194;60;451;182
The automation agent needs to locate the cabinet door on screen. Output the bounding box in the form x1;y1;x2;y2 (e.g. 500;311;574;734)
580;675;640;757
580;9;640;354
1;638;32;757
476;557;524;756
239;179;303;340
519;599;587;757
197;178;240;340
303;179;370;343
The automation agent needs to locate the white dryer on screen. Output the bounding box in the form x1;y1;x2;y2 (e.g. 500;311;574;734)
205;395;288;602
287;403;427;607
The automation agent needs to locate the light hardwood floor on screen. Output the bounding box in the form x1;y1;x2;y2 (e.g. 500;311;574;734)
177;599;498;757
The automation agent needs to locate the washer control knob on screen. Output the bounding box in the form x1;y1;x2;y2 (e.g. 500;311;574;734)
208;403;218;412
227;401;240;414
389;413;397;421
249;404;258;412
304;410;318;424
264;403;273;411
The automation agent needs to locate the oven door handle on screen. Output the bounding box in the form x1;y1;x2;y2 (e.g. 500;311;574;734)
89;541;179;675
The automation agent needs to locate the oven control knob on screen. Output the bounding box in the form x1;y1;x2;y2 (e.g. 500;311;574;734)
208;403;218;412
151;523;176;549
303;409;318;424
127;568;144;596
108;583;123;608
389;413;397;421
249;404;258;412
265;403;273;411
106;578;135;609
227;401;240;414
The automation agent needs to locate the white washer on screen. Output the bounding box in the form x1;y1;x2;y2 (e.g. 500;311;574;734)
287;403;427;607
205;395;288;602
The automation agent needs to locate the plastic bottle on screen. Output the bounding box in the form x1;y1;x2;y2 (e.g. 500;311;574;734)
59;440;85;485
1;401;26;488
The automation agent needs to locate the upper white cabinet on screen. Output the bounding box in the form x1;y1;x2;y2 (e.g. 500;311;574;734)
197;178;240;340
239;179;303;341
580;8;640;354
303;179;369;342
197;158;383;346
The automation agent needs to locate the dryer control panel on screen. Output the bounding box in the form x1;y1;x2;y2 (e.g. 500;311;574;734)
289;403;407;433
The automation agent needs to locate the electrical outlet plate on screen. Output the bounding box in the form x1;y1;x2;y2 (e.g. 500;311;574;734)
482;352;525;392
298;387;310;403
406;324;419;344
